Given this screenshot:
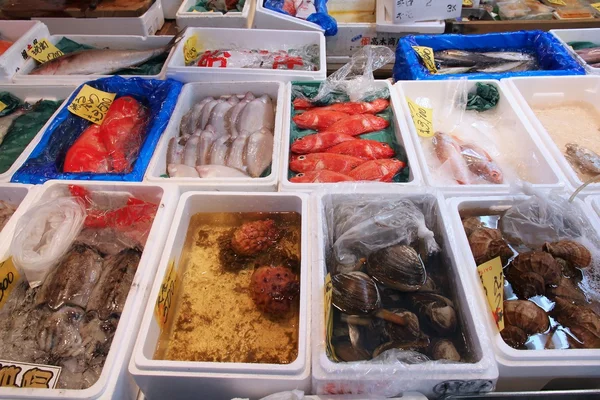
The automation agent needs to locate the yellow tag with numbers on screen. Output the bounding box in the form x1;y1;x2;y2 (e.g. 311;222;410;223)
591;2;600;12
0;258;20;310
463;0;473;6
184;35;200;65
546;0;566;5
413;46;437;73
26;39;64;64
477;257;505;331
155;260;177;331
67;84;116;125
406;97;434;138
0;101;8;114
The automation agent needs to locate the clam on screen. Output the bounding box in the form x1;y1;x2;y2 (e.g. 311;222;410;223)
504;300;549;335
384;309;422;342
367;245;426;292
372;338;430;359
468;228;513;265
411;293;457;335
334;341;371;362
510;251;561;287
543;240;592;270
417;276;439;293
331;271;409;326
500;325;528;349
462;217;484;238
429;339;461;361
506;270;545;299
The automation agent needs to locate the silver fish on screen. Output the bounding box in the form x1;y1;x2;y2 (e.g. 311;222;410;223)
245;129;273;178
196;165;248;178
565;143;600;175
30;32;183;76
0;108;27;145
167;163;199;178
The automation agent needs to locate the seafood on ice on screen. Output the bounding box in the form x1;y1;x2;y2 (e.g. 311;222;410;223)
167;92;275;178
0;186;159;389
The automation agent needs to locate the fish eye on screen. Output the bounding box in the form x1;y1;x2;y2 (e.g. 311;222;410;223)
298;156;306;160
297;173;304;177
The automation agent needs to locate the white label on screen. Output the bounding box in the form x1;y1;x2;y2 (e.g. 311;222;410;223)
0;360;61;388
394;0;462;23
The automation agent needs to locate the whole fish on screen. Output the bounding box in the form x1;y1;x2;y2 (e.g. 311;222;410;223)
183;135;200;167
290;132;357;154
166;137;184;165
227;131;250;172
196;165;248;178
319;114;389;137
318;99;390;115
432;132;471;185
210;135;231;165
245;130;273;177
289;153;364;174
292;109;349;131
348;159;405;182
30;32;183;76
0;108;27;146
167;164;199;178
198;126;217;166
292;98;314;110
209;98;237;136
434;49;537;74
565;143;600;175
180;97;213;136
325;139;395;160
200;99;222;132
576;47;600;65
458;140;503;184
290;170;355;183
237;95;274;136
226;92;254;138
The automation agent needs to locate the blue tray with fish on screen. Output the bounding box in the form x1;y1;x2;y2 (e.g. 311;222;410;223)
11;76;183;184
394;30;585;81
263;0;337;36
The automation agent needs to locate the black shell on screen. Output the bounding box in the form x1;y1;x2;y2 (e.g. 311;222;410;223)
331;271;380;315
367;245;426;292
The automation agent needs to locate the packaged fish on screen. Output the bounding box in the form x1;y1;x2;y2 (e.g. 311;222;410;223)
263;0;338;36
0;184;160;390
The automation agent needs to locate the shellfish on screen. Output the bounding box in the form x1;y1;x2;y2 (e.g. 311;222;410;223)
411;293;457;335
503;300;549;335
462;217;484;238
552;297;600;349
429;339;461;361
500;325;528;349
384;309;422;342
468;227;513;265
367;245;426;292
542;240;592;270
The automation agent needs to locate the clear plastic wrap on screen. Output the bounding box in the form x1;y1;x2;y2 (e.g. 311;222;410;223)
264;0;338;36
188;46;320;71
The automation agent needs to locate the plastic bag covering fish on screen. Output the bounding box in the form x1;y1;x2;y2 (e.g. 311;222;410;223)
11;196;86;288
393;30;585;81
332;198;440;266
11;76;183;184
264;0;337;36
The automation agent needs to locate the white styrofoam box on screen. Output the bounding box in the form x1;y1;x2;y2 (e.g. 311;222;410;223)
446;194;600;392
551;29;600;75
394;79;566;194
279;80;423;191
163;0;183;19
312;190;498;398
0;21;48;81
253;0;324;33
34;0;164;36
0;180;178;400
0;183;38;259
145;81;284;191
375;0;445;34
0;85;77;182
166;27;326;83
505;75;600;194
176;0;255;29
130;191;311;400
12;34;176;85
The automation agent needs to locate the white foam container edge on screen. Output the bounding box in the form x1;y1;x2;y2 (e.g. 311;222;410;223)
34;0;164;36
145;81;284;191
394;79;567;195
445;192;600;391
504;75;600;194
165;27;326;83
279;80;424;192
130;191;311;399
311;189;499;398
0;180;179;400
12;34;176;85
550;28;600;75
253;0;324;33
176;0;255;29
163;0;182;19
0;84;78;182
0;183;38;260
0;21;49;81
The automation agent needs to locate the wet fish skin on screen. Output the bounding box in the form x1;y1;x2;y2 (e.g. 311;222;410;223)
347;158;405;182
432;132;471;185
290;170;355;183
227;131;250;171
576;47;600;65
226;92;254;138
183;136;200;167
167;163;200;177
180;97;213;136
325;139;395;160
290;132;357;154
458;141;503;184
196;165;248;178
167;137;184;165
319;114;390;137
198;127;217;166
210;135;231;165
289;153;364;174
293;98;390;114
245;130;273;177
199;99;221;132
209;100;235;136
565;143;600;175
237;95;275;136
292;109;349;130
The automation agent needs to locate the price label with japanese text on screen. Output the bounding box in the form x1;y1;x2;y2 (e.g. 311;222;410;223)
0;258;19;310
67;85;116;125
477;257;505;331
591;2;600;12
155;261;177;331
394;0;462;23
406;97;434;138
413;46;437;73
184;35;200;65
463;0;473;6
26;39;64;64
0;360;61;389
546;0;566;5
0;101;8;114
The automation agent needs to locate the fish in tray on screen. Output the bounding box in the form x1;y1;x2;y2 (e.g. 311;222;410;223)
433;50;539;75
575;47;600;67
565;143;600;175
167;92;275;179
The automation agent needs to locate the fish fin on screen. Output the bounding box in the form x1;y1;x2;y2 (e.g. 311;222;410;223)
167;30;187;51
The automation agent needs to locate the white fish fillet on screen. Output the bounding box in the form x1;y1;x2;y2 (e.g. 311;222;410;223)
245;130;274;177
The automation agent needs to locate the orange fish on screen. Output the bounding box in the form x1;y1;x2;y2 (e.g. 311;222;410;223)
292;98;314;110
319;99;390;115
432;132;471;185
0;40;12;56
457;140;504;184
290;153;365;174
290;170;355;183
290;132;357;154
348;159;405;182
292;109;349;130
325;139;395;160
319;114;389;137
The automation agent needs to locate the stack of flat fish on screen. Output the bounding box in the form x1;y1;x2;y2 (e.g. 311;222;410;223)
167;92;275;178
433;50;539;75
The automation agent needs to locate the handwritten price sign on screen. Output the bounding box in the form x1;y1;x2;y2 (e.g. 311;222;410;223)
394;0;462;23
413;46;437;73
67;85;116;125
0;258;19;310
184;35;200;65
155;261;177;330
26;39;64;64
477;257;505;331
406;97;434;138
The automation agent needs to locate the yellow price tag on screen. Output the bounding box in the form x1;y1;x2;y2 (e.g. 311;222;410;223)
26;38;64;64
591;2;600;12
477;257;505;331
0;258;20;310
463;0;473;6
546;0;566;5
184;35;200;65
413;46;437;74
0;101;8;114
406;97;434;138
67;84;116;125
155;260;177;331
